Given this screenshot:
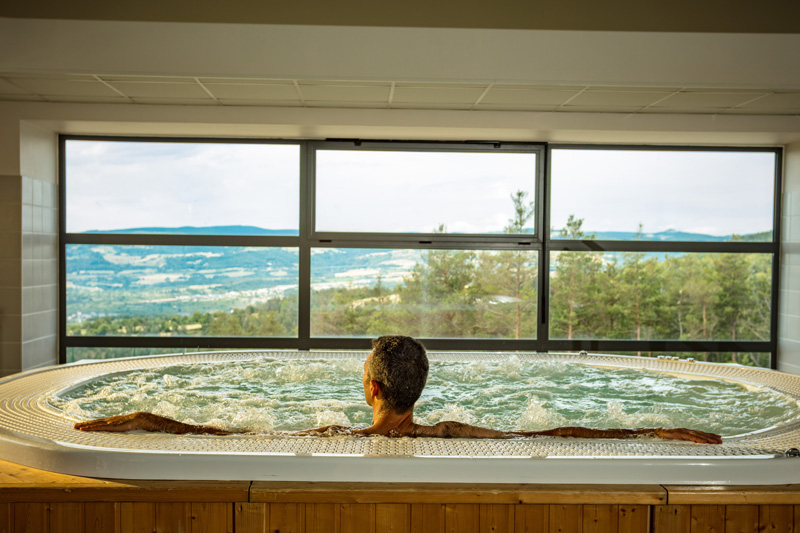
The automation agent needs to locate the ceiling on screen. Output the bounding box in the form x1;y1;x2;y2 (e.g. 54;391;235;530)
3;73;800;116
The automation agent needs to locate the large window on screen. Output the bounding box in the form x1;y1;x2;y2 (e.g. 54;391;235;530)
61;139;781;367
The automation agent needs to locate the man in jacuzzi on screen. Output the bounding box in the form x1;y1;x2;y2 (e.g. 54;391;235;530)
74;335;722;444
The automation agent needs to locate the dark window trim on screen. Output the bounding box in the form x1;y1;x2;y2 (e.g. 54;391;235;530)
59;136;783;368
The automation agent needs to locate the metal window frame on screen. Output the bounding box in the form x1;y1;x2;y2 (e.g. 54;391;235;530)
59;137;782;367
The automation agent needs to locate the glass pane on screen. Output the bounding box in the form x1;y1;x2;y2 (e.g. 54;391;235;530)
66;140;299;234
549;251;772;341
67;245;298;337
550;149;776;241
311;248;538;338
315;149;537;234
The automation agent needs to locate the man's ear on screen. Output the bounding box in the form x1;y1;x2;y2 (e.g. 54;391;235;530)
369;380;381;399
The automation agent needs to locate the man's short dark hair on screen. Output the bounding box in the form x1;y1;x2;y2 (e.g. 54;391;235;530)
368;336;428;414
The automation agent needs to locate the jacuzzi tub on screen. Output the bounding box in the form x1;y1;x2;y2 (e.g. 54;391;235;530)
1;351;800;484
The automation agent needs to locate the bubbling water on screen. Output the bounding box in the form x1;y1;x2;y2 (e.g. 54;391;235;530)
51;356;800;437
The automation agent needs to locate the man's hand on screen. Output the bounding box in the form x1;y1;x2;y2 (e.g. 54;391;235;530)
74;412;231;435
654;428;722;444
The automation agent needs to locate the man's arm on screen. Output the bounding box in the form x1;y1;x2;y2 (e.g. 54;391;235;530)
510;426;722;444
414;422;721;443
74;412;233;435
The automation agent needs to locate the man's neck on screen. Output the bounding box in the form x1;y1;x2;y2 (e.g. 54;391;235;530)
359;403;417;437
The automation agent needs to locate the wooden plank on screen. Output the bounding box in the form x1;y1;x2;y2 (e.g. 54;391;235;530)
14;502;48;533
85;503;119;533
269;503;305;533
234;503;266;533
340;504;374;533
796;506;800;533
376;504;410;532
191;502;233;533
724;505;758;533
306;503;340;533
549;504;582;533
411;503;444;533
653;505;690;533
618;505;648;533
583;504;618;533
690;505;724;533
120;502;154;533
515;504;548;533
50;502;84;533
444;504;479;533
155;502;191;532
250;482;666;505
665;485;800;505
760;505;794;533
0;503;13;533
480;504;514;533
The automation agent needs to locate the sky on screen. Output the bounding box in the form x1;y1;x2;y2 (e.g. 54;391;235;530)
66;140;777;238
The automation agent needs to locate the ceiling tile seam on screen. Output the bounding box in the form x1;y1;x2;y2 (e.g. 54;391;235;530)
637;88;688;111
387;82;395;109
194;78;221;104
554;86;589;110
93;76;134;102
293;80;307;107
727;92;774;111
470;84;494;111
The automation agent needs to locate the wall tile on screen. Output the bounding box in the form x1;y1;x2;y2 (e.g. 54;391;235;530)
43;284;57;310
780;289;800;316
20;260;33;287
23;336;57;369
33;179;42;206
21;177;32;205
21;287;39;314
20;204;32;232
779;314;800;341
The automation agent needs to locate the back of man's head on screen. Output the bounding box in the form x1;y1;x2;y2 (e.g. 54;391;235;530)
368;336;428;414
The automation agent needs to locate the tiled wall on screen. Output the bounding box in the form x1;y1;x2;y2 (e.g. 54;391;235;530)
779;142;800;374
0;175;22;376
20;173;58;372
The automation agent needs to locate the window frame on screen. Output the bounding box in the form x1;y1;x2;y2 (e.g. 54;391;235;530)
58;136;782;367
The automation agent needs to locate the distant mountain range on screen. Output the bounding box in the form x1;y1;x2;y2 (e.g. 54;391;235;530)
88;225;772;242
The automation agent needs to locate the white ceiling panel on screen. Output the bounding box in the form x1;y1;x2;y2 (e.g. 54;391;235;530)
299;83;390;102
8;77;120;97
567;90;675;107
393;85;486;104
107;81;211;99
742;93;800;110
651;91;767;109
203;82;299;101
480;87;579;106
